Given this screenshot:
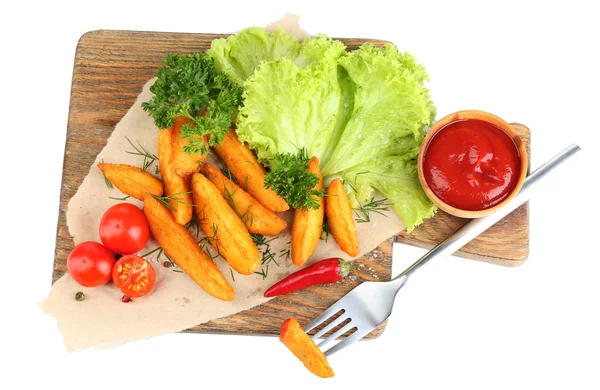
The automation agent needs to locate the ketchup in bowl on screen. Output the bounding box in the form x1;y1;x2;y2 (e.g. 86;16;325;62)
422;118;522;211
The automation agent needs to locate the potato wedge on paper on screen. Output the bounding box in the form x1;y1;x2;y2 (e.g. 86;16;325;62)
143;196;235;301
325;178;359;257
170;116;207;177
280;317;334;378
191;172;260;275
202;163;287;236
98;163;163;201
291;157;324;266
158;128;193;225
212;129;289;213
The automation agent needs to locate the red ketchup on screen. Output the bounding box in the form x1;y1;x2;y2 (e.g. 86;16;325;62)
423;119;521;211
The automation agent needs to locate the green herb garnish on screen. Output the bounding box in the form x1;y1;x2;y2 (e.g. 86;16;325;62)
125;137;158;172
254;266;268;280
147;192;194;212
353;197;391;223
251;234;280;279
109;195;131;201
264;148;324;211
198;223;222;253
141;53;243;155
279;247;291;263
101;159;113;189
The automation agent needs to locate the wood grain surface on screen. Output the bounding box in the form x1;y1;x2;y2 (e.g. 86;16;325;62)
52;30;530;339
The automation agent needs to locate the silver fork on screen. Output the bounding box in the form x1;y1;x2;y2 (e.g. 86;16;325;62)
305;144;581;357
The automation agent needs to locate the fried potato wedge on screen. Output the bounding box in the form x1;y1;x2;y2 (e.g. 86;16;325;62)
325;178;359;257
191;173;261;275
98;163;163;201
202;163;287;236
291;157;324;267
212;129;289;212
158;128;193;225
280;317;334;378
143;196;235;301
170;116;207;177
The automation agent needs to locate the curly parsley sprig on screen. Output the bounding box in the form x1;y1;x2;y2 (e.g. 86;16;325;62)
264;148;324;211
141;53;243;155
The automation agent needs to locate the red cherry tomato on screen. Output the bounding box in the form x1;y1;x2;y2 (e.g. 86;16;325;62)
99;203;150;255
67;241;116;287
112;255;156;298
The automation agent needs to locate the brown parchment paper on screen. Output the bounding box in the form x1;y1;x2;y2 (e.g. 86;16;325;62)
40;15;405;351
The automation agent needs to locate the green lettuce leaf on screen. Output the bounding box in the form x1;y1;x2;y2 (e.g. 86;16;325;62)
208;27;345;85
236;41;346;165
323;44;437;229
235;36;437;231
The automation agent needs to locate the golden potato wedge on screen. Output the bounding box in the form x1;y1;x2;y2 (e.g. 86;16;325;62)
325;178;359;257
98;163;163;201
170;116;207;177
158;128;193;225
191;173;261;275
212;129;289;212
143;196;235;301
202;163;287;236
291;157;324;267
280;317;334;378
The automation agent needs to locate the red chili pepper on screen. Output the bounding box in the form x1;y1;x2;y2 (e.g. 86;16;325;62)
264;258;360;298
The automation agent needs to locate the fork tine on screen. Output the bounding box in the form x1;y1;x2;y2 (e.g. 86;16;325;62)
317;321;356;350
311;313;349;340
304;301;346;333
323;327;370;357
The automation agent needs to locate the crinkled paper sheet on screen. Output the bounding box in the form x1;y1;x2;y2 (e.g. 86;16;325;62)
40;14;405;351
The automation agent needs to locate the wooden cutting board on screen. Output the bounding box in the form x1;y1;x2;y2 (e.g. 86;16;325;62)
52;30;530;339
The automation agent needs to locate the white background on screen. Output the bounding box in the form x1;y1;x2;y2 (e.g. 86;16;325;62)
2;1;599;389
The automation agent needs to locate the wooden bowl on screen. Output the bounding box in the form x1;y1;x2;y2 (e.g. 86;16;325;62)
417;110;528;218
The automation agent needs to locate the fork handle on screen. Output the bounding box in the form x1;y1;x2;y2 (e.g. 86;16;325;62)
392;144;582;281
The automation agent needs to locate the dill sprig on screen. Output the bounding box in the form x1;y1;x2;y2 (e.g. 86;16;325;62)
198;223;222;253
254;266;268;280
229;268;236;282
186;216;204;237
279;247;291;263
141;246;163;259
109;195;131;201
147;191;194;212
141;246;175;268
261;245;278;267
252;234;280;279
353;197;391;223
125;137;158;172
222;185;252;226
101;159;114;189
251;234;275;247
221;167;237;184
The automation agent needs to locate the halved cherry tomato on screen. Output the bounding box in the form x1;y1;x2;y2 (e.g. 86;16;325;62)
67;241;116;287
99;203;150;255
112;255;156;298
